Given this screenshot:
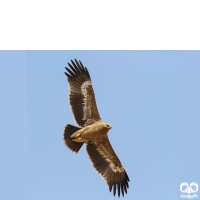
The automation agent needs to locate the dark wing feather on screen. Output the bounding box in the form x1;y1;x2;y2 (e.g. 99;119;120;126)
86;137;130;197
65;59;101;127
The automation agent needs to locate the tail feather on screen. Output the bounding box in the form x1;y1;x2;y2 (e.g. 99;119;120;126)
63;124;84;153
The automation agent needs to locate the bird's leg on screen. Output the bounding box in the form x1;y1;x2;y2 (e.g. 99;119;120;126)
70;126;90;142
70;130;81;139
70;130;85;142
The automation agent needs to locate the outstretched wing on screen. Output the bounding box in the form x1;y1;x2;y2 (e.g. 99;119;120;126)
86;137;130;197
65;59;101;127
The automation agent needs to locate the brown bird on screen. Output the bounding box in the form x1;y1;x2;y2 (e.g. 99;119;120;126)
63;59;130;197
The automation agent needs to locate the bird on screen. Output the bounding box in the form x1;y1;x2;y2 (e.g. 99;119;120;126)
63;59;130;197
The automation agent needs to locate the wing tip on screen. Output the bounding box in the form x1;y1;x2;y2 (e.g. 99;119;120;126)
65;59;91;80
108;171;130;197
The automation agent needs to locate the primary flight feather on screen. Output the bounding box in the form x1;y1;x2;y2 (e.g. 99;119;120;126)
63;59;130;197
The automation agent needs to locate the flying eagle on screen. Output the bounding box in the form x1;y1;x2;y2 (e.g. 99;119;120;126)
63;59;130;197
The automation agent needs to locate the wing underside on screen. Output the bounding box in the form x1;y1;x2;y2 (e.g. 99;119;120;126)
86;137;130;197
65;59;101;127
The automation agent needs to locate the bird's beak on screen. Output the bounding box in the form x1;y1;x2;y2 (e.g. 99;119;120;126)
110;125;112;129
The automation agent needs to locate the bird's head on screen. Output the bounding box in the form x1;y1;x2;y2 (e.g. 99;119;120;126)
105;124;112;129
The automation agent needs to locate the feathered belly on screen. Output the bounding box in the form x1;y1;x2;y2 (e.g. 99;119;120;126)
82;129;107;140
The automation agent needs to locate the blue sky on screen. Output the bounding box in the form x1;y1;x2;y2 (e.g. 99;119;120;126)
1;51;200;200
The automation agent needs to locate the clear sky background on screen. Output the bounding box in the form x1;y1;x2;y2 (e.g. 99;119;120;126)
0;51;200;200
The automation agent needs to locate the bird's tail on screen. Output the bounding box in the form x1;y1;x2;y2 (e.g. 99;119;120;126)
63;124;84;153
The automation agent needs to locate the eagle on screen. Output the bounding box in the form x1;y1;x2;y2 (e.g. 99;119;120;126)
63;59;130;197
